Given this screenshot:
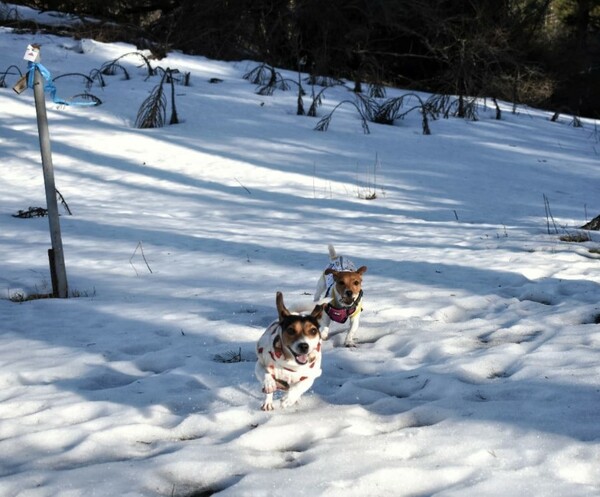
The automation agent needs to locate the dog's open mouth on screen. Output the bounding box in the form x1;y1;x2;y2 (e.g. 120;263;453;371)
293;352;309;365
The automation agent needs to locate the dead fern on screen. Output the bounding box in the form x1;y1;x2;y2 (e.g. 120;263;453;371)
54;189;72;215
550;107;576;124
136;81;166;128
308;86;326;117
358;93;434;135
69;93;102;106
491;97;502;120
315;99;370;134
88;68;106;87
243;63;273;85
13;189;73;218
368;82;386;99
101;52;156;79
305;74;344;87
314;91;437;135
162;68;180;124
174;71;191;87
13;207;47;218
100;60;130;79
52;72;94;88
135;68;180;128
427;94;480;120
296;68;305;115
257;72;290;96
243;62;292;96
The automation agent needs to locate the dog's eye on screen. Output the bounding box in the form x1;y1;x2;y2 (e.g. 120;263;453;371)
309;328;318;336
285;328;296;336
353;280;360;286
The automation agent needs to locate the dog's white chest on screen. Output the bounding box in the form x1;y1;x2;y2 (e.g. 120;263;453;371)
256;322;322;389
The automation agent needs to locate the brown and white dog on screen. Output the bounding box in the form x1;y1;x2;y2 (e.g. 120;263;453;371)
314;245;367;347
255;292;323;411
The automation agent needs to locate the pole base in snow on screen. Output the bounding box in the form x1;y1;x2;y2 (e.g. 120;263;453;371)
48;248;58;298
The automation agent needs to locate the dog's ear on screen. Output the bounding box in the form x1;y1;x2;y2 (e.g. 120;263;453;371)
325;268;339;279
310;304;324;321
276;291;291;321
356;266;367;275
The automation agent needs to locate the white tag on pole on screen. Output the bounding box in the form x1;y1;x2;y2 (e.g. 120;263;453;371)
24;44;41;62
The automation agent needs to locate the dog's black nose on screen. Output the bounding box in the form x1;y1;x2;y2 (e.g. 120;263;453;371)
345;289;353;297
297;343;309;354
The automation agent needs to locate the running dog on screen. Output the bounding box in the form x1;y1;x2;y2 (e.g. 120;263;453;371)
314;245;367;347
255;292;323;411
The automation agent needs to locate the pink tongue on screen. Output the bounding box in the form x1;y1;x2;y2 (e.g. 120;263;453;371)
296;354;308;365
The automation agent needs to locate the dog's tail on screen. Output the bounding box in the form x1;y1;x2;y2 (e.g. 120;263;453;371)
328;244;337;260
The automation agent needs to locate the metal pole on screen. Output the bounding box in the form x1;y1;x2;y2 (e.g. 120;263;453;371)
32;66;68;298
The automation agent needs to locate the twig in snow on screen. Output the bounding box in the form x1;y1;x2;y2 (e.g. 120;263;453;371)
235;178;251;194
213;347;244;363
543;194;558;234
130;241;153;275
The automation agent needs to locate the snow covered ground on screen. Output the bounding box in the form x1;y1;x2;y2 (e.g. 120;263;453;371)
1;11;599;497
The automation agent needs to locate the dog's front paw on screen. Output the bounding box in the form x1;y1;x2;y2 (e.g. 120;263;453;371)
344;339;357;348
262;376;277;394
261;391;275;411
320;327;330;340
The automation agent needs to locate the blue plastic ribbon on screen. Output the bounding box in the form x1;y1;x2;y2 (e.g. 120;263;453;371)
27;61;97;107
